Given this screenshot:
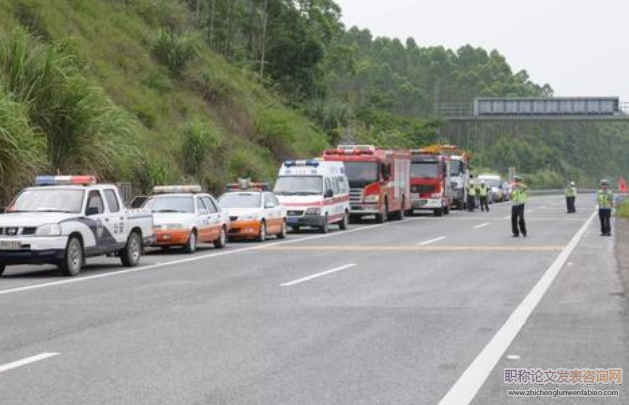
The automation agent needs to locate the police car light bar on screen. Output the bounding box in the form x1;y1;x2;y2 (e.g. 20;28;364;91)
153;185;203;194
35;175;96;186
283;160;320;168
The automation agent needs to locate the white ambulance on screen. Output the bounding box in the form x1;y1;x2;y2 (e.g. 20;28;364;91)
273;160;350;233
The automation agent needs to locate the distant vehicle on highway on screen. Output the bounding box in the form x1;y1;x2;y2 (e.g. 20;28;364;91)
274;159;350;233
0;176;154;277
409;147;453;216
143;185;228;253
478;174;504;203
219;180;287;242
502;181;512;201
323;145;411;223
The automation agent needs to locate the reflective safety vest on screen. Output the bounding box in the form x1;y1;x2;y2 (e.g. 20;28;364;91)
479;186;488;197
512;186;528;205
468;184;477;196
565;187;577;197
597;189;614;209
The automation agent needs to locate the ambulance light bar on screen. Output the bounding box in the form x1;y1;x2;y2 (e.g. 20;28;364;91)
153;185;203;194
284;160;320;168
35;175;96;186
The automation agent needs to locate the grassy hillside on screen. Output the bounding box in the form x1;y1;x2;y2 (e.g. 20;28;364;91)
0;0;327;199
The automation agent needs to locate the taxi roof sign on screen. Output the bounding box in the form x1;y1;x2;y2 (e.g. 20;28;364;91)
283;159;320;168
226;178;270;191
35;175;96;186
153;185;203;194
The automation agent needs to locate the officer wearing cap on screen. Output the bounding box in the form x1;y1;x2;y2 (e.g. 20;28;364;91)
597;179;614;236
510;175;528;237
564;181;577;213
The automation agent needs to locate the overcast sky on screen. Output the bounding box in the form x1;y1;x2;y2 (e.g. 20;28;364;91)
335;0;628;100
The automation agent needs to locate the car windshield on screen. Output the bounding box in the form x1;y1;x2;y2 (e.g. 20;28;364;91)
144;195;195;213
411;162;439;178
450;161;463;176
344;162;379;187
9;188;85;213
219;193;261;208
274;176;323;195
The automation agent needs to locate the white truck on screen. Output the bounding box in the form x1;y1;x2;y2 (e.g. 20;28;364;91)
0;176;154;277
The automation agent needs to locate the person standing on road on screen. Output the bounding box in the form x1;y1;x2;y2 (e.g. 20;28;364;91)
510;176;528;237
564;181;577;213
479;181;490;212
597;179;614;236
467;176;476;212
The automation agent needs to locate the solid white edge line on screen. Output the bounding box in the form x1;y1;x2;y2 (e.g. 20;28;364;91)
438;209;597;405
474;223;490;229
0;217;425;297
280;263;357;287
417;236;447;246
0;352;59;374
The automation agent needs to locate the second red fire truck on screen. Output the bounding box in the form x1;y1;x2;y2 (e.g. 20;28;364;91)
323;145;411;223
409;146;453;216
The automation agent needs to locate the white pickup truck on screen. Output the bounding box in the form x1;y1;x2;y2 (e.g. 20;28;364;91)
0;176;154;276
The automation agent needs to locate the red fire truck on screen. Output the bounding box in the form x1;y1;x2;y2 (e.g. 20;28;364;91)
410;146;453;216
323;145;411;223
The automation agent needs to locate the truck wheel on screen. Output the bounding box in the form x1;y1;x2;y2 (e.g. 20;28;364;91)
319;216;329;233
183;230;197;254
0;263;5;277
121;231;142;267
257;221;267;242
60;237;83;276
434;208;443;217
339;212;349;230
214;227;227;249
277;221;287;239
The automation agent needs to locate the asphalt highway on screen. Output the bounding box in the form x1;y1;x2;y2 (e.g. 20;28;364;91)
0;195;626;404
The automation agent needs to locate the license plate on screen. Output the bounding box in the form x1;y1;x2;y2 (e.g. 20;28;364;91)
287;217;298;224
0;240;21;250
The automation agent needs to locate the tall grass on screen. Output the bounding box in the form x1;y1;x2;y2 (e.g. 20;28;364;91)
152;29;198;76
0;87;45;201
181;119;221;178
0;29;138;180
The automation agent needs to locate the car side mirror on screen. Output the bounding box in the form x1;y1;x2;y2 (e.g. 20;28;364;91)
86;206;100;216
325;189;334;198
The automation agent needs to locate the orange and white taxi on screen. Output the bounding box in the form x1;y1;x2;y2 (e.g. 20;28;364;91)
143;185;229;253
218;181;286;242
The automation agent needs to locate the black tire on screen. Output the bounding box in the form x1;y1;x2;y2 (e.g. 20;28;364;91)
277;221;287;239
339;212;349;230
0;263;5;277
60;236;83;277
183;229;197;254
376;200;388;223
319;216;329;233
434;208;443;217
214;227;227;249
257;220;267;242
121;231;142;267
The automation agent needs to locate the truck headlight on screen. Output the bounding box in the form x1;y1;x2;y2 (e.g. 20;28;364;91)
364;194;379;203
36;223;62;236
305;207;321;215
